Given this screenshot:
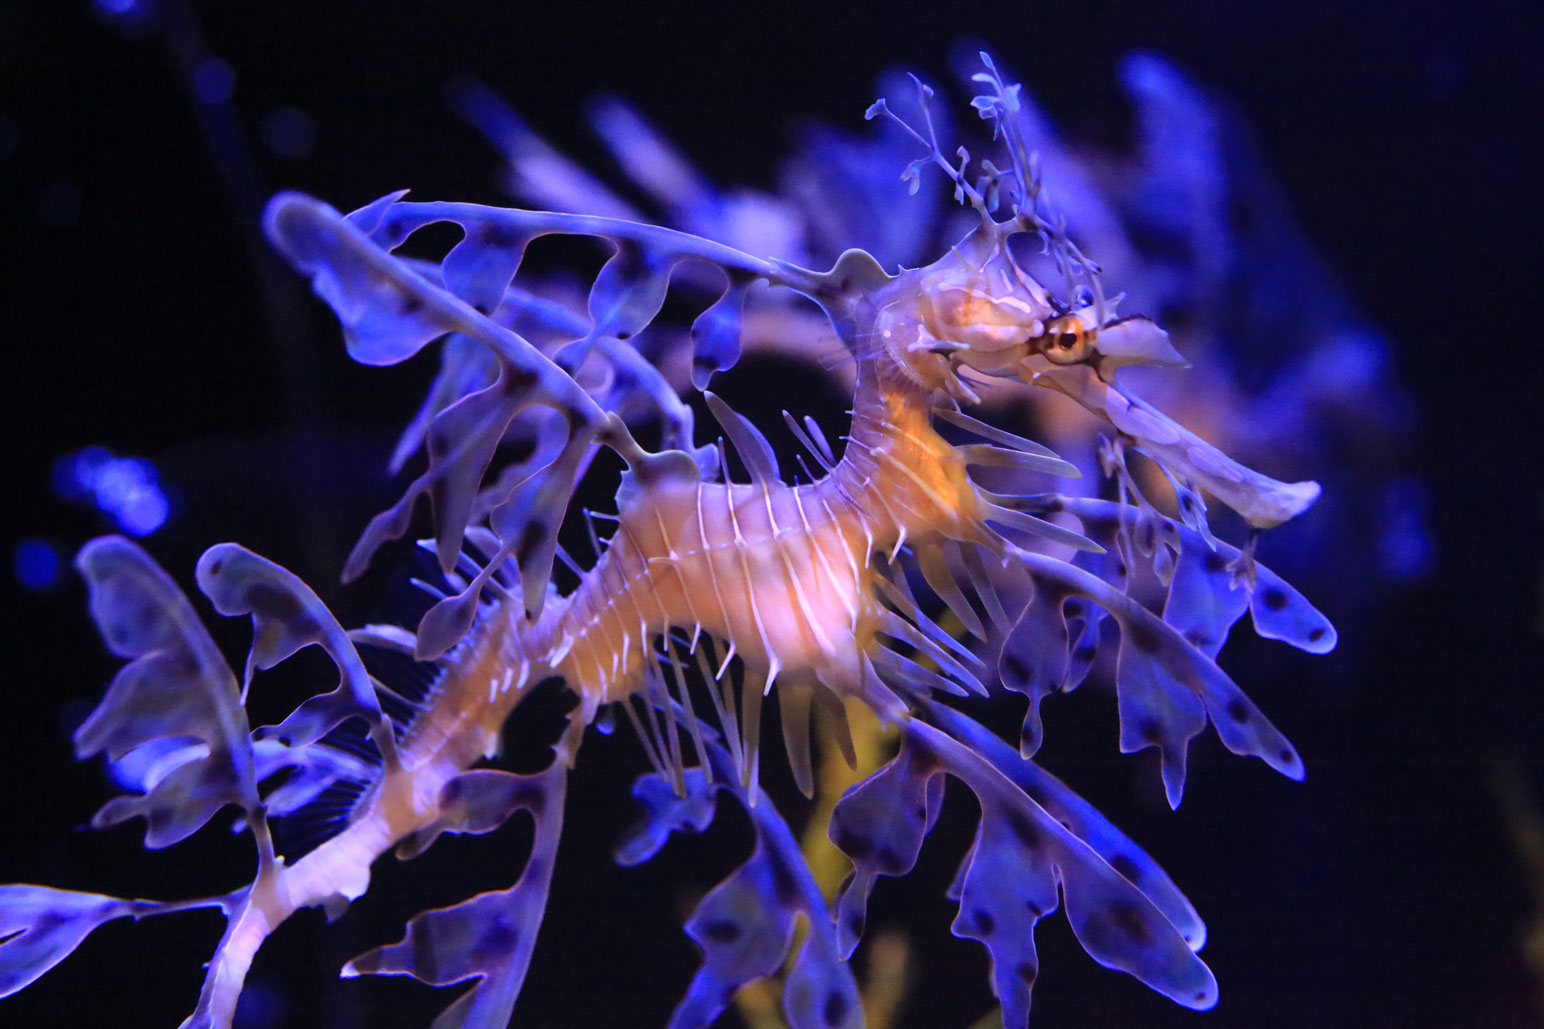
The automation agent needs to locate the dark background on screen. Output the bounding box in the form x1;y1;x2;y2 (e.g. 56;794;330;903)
2;1;1542;1027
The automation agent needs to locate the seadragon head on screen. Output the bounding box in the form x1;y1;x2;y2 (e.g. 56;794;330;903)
867;54;1190;405
865;53;1320;532
882;243;1189;401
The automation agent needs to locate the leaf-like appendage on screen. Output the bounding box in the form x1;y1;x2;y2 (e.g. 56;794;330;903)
998;576;1072;758
689;279;748;389
588;240;676;342
73;537;257;847
1248;560;1338;654
617;759;858;1029
705;392;780;484
670;757;860;1029
0;885;132;999
441;223;530;318
196;543;382;749
832;719;1215;1027
614;768;718;868
926;701;1205;949
828;738;944;958
391;334;499;475
344;761;567;1029
396;770;553;861
249;738;375;819
1016;549;1303;801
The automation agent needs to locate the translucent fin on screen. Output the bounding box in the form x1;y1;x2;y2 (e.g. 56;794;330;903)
343;761;568;1029
704;391;780;484
925;701;1206;949
0;886;135;999
394;769;553;861
831;719;1217;1026
1014;548;1304;799
690;277;750;389
587;239;677;342
73;537;258;847
631;753;859;1029
196;543;384;748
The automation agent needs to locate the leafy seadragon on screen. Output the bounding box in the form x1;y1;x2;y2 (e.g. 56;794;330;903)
0;55;1337;1028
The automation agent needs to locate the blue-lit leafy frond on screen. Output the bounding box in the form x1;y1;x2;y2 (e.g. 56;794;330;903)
828;712;1217;1027
618;753;862;1029
72;536;260;847
342;761;570;1029
262;191;837;642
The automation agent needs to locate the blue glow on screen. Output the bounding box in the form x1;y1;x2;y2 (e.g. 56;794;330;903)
53;446;171;536
1379;478;1434;580
13;539;60;590
193;58;235;105
260;107;317;158
93;0;140;14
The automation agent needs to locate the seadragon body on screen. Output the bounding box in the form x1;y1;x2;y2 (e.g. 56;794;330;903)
2;57;1336;1029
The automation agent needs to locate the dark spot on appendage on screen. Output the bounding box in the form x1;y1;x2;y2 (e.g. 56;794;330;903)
1203;551;1227;574
1074;643;1097;663
1108;902;1151;944
1279;748;1296;764
1126;621;1160;653
832;826;871;860
1196;991;1210;1003
477;224;517;249
246;581;305;620
503;366;539;392
1139;719;1163;745
1116;562;1128;578
1006;809;1043;850
701;919;740;943
875;846;906;875
844;909;865;941
1017;961;1038;986
823;991;849;1026
207;559;223;576
1225;699;1249;724
1262;587;1288;611
398;292;424;317
1024;899;1044;918
478;920;520;956
1308;627;1327;643
516;521;548;564
1109;854;1142;884
1003;654;1031;681
973;909;995;936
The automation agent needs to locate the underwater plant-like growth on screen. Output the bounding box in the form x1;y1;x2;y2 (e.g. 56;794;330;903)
0;55;1336;1027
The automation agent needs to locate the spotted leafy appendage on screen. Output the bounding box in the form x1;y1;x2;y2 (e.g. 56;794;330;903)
619;759;861;1029
830;716;1216;1027
342;761;568;1029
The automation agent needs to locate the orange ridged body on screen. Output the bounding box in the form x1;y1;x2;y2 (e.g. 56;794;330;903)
509;360;989;708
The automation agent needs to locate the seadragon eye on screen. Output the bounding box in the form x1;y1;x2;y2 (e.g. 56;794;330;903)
1039;314;1093;365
